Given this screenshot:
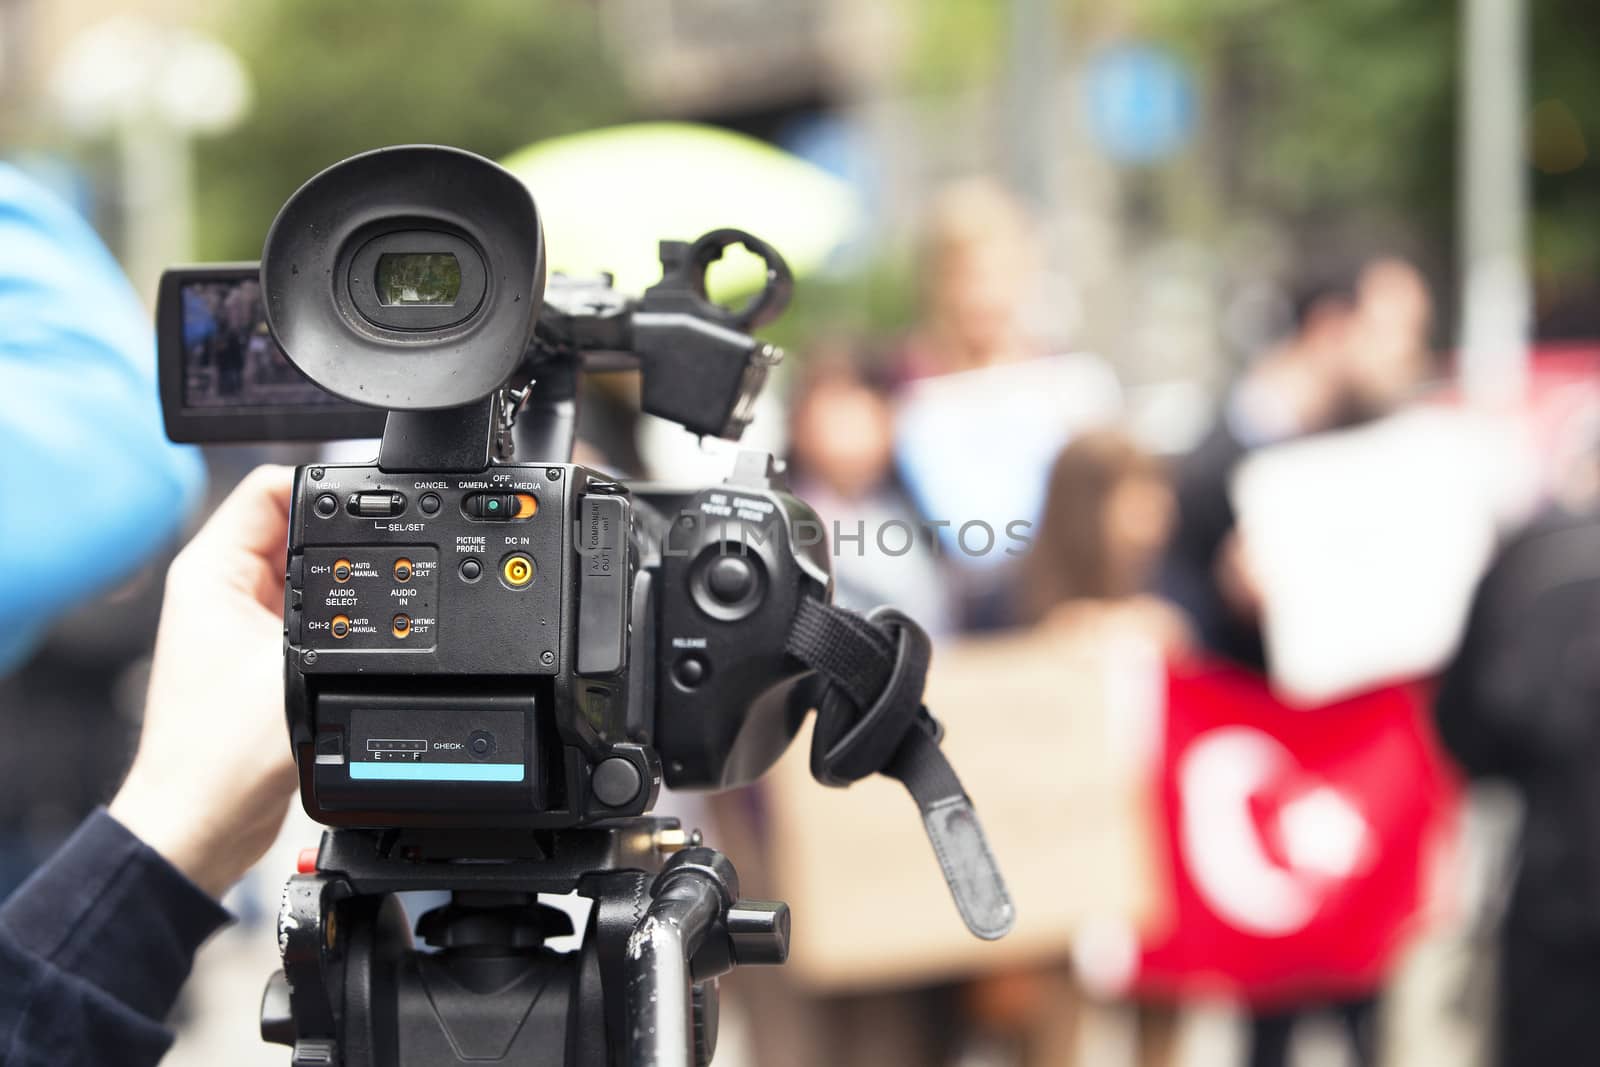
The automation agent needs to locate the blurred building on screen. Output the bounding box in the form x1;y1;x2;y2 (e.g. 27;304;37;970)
0;0;213;100
599;0;1204;423
600;0;897;123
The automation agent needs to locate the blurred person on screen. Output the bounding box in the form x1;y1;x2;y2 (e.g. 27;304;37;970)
1157;255;1437;1067
1021;429;1185;645
1434;502;1600;1067
0;163;206;671
215;277;260;397
1160;267;1361;670
1345;257;1436;419
786;346;954;634
0;467;299;1066
890;178;1125;632
896;177;1044;382
1163;254;1437;668
964;430;1183;1067
0;162;207;896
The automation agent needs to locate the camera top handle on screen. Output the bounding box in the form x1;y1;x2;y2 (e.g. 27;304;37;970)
380;228;793;474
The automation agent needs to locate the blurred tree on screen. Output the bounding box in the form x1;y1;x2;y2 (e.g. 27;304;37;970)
900;0;1008;97
1132;0;1600;336
1136;0;1457;258
192;0;629;260
1528;0;1600;324
760;258;918;358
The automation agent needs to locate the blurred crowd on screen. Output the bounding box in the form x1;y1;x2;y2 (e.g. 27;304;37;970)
181;279;280;406
674;170;1600;1067
714;179;1455;1067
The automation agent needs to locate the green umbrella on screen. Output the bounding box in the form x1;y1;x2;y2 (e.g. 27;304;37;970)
500;121;862;296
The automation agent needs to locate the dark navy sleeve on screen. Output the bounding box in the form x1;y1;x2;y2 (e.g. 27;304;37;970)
0;808;232;1066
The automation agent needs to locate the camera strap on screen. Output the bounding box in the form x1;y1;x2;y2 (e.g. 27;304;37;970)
786;600;1016;940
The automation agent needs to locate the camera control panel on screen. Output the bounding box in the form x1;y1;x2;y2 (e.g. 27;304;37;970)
300;546;440;648
285;464;584;677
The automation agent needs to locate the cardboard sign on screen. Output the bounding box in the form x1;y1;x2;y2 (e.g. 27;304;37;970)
752;618;1164;991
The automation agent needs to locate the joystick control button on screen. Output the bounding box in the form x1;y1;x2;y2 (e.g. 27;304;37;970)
689;546;766;621
706;557;756;604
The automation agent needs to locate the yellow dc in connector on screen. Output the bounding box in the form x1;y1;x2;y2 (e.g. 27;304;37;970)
501;554;534;588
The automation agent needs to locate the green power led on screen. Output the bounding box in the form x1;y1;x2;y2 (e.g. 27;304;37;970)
487;498;500;511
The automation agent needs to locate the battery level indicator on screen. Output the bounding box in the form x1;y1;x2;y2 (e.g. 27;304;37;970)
367;738;428;761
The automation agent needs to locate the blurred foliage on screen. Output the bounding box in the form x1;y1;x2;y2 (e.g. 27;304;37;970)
901;0;1008;97
191;0;628;260
1137;0;1456;250
1136;0;1600;307
1529;0;1600;289
759;257;919;359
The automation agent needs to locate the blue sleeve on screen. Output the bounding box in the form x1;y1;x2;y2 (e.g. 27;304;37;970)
0;164;206;671
0;809;232;1066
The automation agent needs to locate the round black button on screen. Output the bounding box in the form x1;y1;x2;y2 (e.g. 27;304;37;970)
673;654;709;689
706;556;756;603
460;559;482;581
419;493;441;515
592;757;643;808
468;730;495;760
314;494;338;517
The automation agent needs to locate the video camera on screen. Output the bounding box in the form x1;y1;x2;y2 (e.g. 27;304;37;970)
158;145;1010;1067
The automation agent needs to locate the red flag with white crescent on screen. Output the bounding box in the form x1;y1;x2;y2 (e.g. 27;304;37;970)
1131;661;1460;1007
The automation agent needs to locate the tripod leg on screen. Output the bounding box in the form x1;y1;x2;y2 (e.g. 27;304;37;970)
627;866;724;1067
623;847;791;1067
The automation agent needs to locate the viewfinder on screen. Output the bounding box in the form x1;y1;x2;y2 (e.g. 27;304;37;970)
376;253;463;307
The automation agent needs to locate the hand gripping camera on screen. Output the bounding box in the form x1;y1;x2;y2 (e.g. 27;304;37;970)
158;145;1011;1067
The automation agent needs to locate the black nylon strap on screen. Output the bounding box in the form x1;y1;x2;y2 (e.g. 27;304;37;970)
784;600;1016;940
886;719;964;809
785;596;894;710
788;602;930;788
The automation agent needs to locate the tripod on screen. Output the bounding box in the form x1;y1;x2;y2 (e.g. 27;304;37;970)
261;820;788;1066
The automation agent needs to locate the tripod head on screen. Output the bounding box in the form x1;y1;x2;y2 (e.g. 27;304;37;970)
262;819;788;1067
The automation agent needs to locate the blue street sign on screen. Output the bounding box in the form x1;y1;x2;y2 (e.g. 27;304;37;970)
1084;42;1198;165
